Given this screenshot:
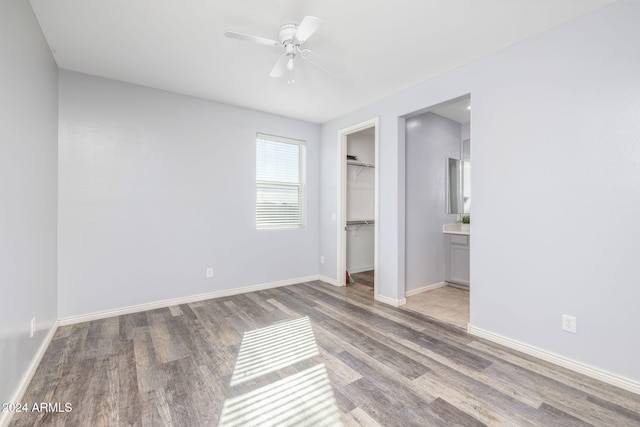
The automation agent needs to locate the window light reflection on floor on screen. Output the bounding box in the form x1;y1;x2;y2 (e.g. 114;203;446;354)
230;316;320;386
219;364;342;427
221;316;343;426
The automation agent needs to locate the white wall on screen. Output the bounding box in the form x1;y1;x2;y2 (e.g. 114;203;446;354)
320;1;640;382
58;71;320;318
346;130;375;273
0;0;58;410
405;113;460;292
320;115;407;301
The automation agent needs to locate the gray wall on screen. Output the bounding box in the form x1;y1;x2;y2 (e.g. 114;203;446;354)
461;122;470;142
58;71;320;318
0;0;58;408
320;1;640;382
405;113;460;292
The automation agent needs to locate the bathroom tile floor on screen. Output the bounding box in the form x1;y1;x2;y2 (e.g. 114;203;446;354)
403;285;469;329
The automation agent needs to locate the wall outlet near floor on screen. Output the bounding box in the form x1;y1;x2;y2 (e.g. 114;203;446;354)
562;314;577;333
320;256;325;264
206;267;213;278
30;317;36;338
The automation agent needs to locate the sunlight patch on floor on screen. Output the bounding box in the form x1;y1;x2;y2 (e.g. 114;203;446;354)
221;316;343;426
230;316;320;386
219;363;342;427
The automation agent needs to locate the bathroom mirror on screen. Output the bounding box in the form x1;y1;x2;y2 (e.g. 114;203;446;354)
447;158;462;214
447;157;470;214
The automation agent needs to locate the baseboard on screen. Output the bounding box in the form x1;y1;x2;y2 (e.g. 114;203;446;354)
405;281;447;297
446;281;469;290
467;325;640;395
0;321;59;427
347;265;374;274
59;275;320;326
318;275;339;286
375;294;406;307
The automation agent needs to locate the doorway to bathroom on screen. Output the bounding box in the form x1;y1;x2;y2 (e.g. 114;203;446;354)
402;95;471;328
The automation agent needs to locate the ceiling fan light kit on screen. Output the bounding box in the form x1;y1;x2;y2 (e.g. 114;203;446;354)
224;16;344;84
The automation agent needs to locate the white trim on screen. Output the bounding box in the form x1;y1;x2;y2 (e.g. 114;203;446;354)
375;294;406;307
59;275;320;326
256;134;306;230
0;321;59;427
373;121;380;302
319;275;339;287
405;281;447;297
468;325;640;395
337;128;347;287
347;265;374;274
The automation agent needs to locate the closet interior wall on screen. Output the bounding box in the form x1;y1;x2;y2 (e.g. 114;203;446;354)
346;129;375;274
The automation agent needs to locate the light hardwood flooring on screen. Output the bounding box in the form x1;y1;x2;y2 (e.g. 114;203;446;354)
10;280;640;426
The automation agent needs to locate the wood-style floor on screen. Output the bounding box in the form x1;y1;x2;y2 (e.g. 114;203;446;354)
350;271;374;288
10;280;640;426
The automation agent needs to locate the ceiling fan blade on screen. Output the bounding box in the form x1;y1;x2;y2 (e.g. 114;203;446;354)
224;31;280;47
300;49;345;77
270;54;289;78
295;16;322;42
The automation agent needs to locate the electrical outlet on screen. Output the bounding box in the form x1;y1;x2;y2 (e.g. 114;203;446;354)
562;314;577;333
206;268;213;278
320;256;325;264
30;317;36;338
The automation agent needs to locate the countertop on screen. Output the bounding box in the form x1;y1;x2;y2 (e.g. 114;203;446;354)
442;223;470;236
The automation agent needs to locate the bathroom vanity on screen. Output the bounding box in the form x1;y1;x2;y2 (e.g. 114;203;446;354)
443;136;470;288
442;224;470;288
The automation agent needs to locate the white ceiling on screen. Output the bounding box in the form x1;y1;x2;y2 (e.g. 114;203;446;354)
29;0;614;123
429;96;471;124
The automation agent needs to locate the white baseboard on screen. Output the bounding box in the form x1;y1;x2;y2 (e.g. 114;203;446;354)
375;294;406;307
347;265;374;274
0;321;59;427
318;275;339;286
405;281;447;297
59;275;320;326
467;325;640;395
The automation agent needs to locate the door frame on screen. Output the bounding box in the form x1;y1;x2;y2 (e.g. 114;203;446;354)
336;117;379;298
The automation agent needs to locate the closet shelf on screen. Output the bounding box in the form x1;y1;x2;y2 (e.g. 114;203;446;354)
347;219;375;226
347;160;375;168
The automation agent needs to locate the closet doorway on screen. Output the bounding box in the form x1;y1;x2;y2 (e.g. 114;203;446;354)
337;118;378;300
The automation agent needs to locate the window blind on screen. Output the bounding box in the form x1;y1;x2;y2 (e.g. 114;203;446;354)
256;134;306;230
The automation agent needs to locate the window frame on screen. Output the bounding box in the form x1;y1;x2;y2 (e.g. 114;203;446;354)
255;133;306;230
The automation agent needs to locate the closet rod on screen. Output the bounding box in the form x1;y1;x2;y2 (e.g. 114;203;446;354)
346;220;375;226
347;160;375;168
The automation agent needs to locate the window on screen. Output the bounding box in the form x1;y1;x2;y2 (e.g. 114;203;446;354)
256;133;306;230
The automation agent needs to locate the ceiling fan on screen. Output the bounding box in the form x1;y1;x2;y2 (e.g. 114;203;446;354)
224;16;345;84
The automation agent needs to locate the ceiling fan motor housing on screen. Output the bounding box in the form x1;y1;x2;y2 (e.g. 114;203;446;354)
278;24;299;43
